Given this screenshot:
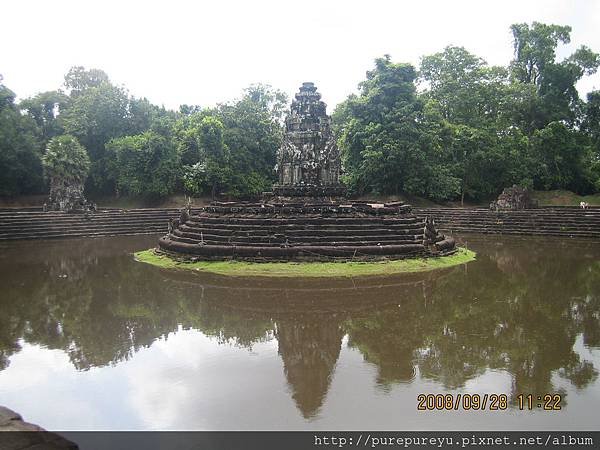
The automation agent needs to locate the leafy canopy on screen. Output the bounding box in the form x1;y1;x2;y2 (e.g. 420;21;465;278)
42;135;90;185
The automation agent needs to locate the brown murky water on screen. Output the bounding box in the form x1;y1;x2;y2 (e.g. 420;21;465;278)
0;234;599;430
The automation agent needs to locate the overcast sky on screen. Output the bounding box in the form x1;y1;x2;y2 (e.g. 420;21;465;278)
2;0;599;111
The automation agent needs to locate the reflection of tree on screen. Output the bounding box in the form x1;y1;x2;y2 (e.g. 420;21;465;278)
344;237;600;405
1;235;599;414
1;238;187;370
184;301;274;349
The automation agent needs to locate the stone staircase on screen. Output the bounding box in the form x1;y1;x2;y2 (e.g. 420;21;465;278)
0;208;186;241
2;206;599;242
415;206;600;239
159;202;455;260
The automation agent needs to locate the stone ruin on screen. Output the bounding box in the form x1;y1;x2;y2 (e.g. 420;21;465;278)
159;82;456;261
272;82;345;199
44;179;96;213
490;185;538;211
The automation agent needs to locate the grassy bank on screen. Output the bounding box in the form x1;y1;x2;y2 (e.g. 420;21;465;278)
531;190;600;206
134;247;476;278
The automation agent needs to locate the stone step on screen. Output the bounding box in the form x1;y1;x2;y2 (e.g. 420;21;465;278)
178;227;425;238
159;237;426;258
0;211;180;222
0;218;172;232
181;223;424;234
1;206;599;241
434;219;600;228
172;229;422;245
0;224;166;239
435;226;600;238
168;235;423;248
193;216;422;226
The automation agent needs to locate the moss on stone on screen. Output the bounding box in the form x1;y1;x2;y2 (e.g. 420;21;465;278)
134;247;476;278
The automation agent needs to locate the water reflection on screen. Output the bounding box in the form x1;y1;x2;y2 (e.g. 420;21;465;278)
0;235;599;424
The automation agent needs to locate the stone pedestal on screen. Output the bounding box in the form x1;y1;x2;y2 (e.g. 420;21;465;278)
45;181;95;213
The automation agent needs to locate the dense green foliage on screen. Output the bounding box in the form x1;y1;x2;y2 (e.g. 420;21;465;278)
177;84;286;199
0;76;44;196
42;135;90;185
1;22;599;202
107;131;179;199
334;22;600;202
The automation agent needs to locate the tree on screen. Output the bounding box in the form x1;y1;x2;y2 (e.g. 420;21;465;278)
509;22;599;129
0;75;44;195
61;75;130;195
176;84;286;199
583;91;600;189
108;131;180;199
180;115;230;199
42;135;90;187
64;66;110;97
419;46;508;128
417;46;540;202
19;90;70;143
530;122;593;192
583;91;600;149
127;97;178;137
334;56;458;199
173;111;208;166
217;84;286;197
510;22;571;86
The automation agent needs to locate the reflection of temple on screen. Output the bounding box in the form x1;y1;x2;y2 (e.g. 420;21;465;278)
276;316;344;418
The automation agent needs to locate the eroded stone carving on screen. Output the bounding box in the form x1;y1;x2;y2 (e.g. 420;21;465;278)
45;182;95;213
490;185;538;211
273;82;345;198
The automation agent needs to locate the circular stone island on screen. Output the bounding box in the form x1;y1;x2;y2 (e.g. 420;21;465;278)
137;82;472;276
157;200;457;262
137;201;474;278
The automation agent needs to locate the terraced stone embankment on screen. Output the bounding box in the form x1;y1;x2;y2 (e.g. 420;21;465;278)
3;205;597;242
158;202;455;261
415;206;600;239
0;208;188;241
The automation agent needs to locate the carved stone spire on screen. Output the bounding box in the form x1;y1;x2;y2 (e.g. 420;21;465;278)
273;82;345;198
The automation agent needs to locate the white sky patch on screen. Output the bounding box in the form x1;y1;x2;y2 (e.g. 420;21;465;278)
2;0;599;109
0;343;116;429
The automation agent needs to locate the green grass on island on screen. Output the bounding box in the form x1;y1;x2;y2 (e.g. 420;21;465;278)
133;247;476;278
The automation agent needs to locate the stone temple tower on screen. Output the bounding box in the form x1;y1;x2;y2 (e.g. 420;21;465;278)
273;82;346;198
158;82;457;261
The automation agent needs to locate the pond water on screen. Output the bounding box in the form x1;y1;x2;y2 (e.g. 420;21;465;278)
0;234;599;430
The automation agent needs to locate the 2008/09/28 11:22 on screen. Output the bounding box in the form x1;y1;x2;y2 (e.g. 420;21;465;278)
416;393;562;411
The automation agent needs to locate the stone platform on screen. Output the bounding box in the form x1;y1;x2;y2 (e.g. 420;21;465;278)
158;201;456;261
